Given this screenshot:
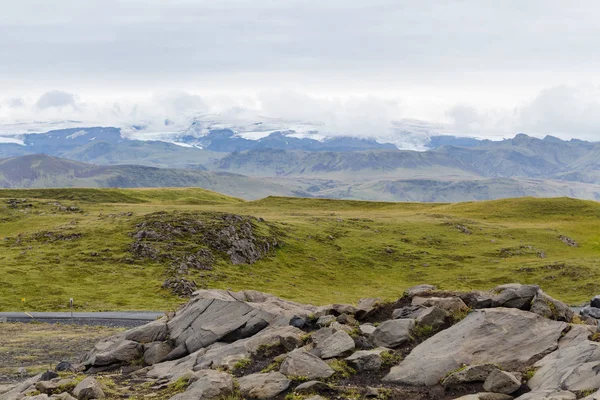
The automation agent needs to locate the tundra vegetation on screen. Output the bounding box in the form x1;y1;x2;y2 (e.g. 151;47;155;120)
0;188;598;311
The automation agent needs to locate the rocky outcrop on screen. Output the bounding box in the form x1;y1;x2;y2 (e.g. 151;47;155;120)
24;283;600;400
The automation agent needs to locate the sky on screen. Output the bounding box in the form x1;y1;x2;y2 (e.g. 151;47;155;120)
2;0;600;142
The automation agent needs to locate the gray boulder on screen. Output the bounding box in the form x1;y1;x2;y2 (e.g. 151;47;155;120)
170;370;233;400
311;327;335;347
237;372;291;399
125;318;168;343
383;308;567;386
73;377;105;400
483;369;521;394
441;364;500;386
50;394;78;400
415;306;448;329
144;341;173;365
279;349;335;380
591;296;600;309
370;319;415;348
581;306;600;320
491;284;540;310
345;347;390;372
313;330;355;359
392;305;425;320
355;298;382;319
530;291;574;322
412;296;468;312
359;324;377;335
316;315;336;327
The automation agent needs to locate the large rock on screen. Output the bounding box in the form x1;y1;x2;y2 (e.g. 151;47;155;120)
237;372;291;399
491;284;540;310
525;327;600;393
72;377;105;400
313;330;355;359
345;347;390;372
412;296;468;312
414;306;448;328
581;306;600;320
355;298;382;319
279;349;335;380
530;291;574;322
591;296;600;309
483;369;521;394
170;370;233;400
441;364;500;386
370;319;415;348
125;318;168;343
81;334;143;369
383;308;567;386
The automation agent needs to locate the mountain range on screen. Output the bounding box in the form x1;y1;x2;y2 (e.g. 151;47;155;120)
0;126;600;201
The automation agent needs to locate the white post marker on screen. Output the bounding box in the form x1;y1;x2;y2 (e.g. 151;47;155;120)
69;298;74;323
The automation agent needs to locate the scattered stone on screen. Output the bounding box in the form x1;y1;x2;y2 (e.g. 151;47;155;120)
336;313;357;326
345;347;389;372
40;371;59;381
170;370;233;400
143;341;173;365
414;306;448;329
482;369;521;394
55;361;73;372
452;394;514;400
370;319;415;348
35;380;58;394
73;377;105;400
359;324;377;335
355;298;382;319
591;296;600;309
316;315;336;327
279;349;335;380
392;305;425;320
237;372;291;399
313;330;355;359
558;235;578;247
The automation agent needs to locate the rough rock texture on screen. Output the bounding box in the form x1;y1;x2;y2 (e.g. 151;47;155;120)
313;330;355;359
370;319;415;348
294;380;333;393
279;349;335;380
517;390;577;400
414;306;448;328
345;348;390;372
383;308;567;386
491;284;540;310
441;364;500;386
237;372;291;399
72;377;105;400
170;370;234;400
530;291;574;322
412;296;468;312
482;369;521;394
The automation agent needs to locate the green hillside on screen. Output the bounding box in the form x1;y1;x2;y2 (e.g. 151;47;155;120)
0;188;598;311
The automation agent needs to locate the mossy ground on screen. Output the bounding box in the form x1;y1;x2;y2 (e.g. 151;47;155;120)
0;188;598;311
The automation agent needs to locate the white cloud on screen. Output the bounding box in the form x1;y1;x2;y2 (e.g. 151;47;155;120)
35;91;77;109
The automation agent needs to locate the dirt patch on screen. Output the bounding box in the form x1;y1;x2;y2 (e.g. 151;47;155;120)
0;322;123;384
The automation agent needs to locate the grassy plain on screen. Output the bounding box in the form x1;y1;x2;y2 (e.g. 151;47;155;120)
0;188;598;311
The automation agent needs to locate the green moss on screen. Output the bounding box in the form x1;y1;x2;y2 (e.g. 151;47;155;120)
232;358;251;371
381;350;402;366
327;359;356;379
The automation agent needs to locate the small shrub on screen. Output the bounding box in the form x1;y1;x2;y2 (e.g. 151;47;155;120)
412;324;434;338
327;359;356;379
232;358;251;370
168;376;190;393
261;359;283;373
381;350;402;366
451;309;471;323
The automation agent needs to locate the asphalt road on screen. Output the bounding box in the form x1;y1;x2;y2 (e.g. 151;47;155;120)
0;311;163;328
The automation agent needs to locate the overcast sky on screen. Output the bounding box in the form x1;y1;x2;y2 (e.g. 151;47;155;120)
2;0;600;140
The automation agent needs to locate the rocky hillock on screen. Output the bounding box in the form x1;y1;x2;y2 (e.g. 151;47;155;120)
5;283;600;400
